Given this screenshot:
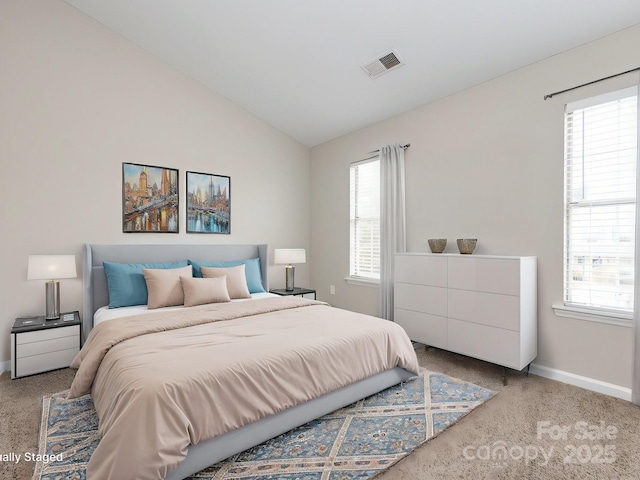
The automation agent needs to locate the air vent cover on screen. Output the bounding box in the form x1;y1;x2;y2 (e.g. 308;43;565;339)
360;49;405;79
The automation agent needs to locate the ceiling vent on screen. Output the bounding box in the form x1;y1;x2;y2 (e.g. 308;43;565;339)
360;49;405;79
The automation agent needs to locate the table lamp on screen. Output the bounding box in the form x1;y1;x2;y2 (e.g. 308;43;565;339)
27;255;77;320
274;248;306;291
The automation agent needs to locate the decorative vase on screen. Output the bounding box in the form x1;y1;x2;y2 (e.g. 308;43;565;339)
428;238;447;253
456;238;477;254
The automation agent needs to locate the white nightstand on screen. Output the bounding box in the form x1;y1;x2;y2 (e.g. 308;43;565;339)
10;311;81;379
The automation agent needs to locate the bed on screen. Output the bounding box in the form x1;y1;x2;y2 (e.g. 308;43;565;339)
72;243;419;480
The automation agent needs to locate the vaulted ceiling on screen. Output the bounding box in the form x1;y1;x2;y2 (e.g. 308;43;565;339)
64;0;640;146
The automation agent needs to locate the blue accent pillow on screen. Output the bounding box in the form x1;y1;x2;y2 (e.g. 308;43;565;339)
189;258;265;293
103;261;190;308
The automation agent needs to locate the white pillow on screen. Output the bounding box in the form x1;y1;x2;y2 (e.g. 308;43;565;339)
181;276;231;307
201;264;251;299
143;265;193;309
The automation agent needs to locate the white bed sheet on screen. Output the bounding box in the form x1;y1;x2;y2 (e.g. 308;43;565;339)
93;292;278;325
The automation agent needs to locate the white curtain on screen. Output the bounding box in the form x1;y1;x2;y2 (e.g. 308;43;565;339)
379;144;406;320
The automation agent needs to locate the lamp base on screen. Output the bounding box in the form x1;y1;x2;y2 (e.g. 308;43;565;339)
285;265;295;291
45;281;61;320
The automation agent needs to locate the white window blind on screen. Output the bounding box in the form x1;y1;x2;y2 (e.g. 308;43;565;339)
564;86;638;314
350;158;380;279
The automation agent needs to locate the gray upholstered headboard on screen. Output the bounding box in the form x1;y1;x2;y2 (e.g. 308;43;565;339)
82;243;268;341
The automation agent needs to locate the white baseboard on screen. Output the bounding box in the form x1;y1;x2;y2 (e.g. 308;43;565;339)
530;363;632;402
0;360;10;374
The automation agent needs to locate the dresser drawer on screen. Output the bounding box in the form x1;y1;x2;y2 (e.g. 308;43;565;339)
395;308;447;349
448;319;521;369
394;283;447;317
395;254;448;287
448;257;520;296
448;289;520;331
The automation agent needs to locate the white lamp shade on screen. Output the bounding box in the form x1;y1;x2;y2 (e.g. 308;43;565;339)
27;255;77;280
274;248;306;265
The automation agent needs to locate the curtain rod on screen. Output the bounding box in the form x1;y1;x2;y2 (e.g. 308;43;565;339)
544;67;640;100
369;143;410;154
359;143;410;162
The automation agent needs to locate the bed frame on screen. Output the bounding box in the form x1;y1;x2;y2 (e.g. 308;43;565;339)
82;243;415;480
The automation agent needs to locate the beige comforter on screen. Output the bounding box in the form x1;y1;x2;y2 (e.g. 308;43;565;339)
69;296;419;480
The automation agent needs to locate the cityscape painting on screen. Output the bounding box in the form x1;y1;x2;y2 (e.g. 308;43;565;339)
122;162;179;233
186;171;230;234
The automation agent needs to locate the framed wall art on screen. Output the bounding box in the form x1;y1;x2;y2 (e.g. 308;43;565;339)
186;171;231;234
122;162;179;233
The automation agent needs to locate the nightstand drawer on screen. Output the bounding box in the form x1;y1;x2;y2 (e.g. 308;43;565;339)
16;348;78;378
16;325;79;344
16;334;79;358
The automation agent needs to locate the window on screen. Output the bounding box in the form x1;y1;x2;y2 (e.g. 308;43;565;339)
564;87;638;315
349;158;380;279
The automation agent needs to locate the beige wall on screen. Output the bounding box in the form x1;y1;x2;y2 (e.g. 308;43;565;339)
310;25;640;388
0;0;311;367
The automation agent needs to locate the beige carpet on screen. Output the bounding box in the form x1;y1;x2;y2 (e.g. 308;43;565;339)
2;346;639;479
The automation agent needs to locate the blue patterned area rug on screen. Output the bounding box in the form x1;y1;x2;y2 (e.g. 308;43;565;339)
33;369;494;480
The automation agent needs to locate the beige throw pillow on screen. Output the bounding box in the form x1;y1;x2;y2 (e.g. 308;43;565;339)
201;264;251;299
143;265;193;309
181;276;231;307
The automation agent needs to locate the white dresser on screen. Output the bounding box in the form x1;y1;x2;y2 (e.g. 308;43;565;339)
394;253;537;370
